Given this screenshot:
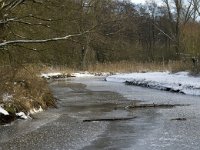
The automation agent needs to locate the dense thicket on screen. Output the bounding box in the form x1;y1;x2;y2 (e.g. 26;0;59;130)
0;0;200;69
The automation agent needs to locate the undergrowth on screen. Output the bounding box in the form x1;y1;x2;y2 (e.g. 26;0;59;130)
0;65;56;117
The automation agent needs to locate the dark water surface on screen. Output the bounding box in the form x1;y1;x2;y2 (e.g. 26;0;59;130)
0;77;200;150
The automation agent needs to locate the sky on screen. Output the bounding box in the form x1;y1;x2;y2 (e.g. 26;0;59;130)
131;0;163;5
131;0;146;4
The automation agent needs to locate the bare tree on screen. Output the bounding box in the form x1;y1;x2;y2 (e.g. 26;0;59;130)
162;0;199;55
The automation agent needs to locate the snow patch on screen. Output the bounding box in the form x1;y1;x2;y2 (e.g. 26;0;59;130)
0;106;9;115
71;72;95;78
41;72;62;79
16;112;29;119
71;71;116;77
41;71;115;79
29;106;43;114
106;72;200;96
2;93;13;102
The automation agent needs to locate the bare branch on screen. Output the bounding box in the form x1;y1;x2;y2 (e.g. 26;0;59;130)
1;0;25;11
6;24;26;39
192;0;200;16
0;27;97;47
151;22;175;41
13;44;48;52
0;15;53;25
0;18;16;24
10;19;51;28
184;0;194;23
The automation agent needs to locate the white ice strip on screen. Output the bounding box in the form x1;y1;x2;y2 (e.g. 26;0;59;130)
0;106;9;115
106;72;200;96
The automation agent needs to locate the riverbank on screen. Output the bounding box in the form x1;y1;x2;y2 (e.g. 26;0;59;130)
1;63;199;125
0;66;56;125
106;71;200;96
0;68;113;125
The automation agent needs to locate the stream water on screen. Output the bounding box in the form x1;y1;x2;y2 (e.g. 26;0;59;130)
0;77;200;150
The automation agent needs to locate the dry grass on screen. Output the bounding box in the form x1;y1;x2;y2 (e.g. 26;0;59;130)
40;64;76;74
87;61;193;73
0;65;56;114
41;61;195;74
24;61;195;75
182;23;200;55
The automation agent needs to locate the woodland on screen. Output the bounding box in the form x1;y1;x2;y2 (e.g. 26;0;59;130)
0;0;199;70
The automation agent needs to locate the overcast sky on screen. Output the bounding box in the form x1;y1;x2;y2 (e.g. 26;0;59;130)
131;0;146;4
131;0;163;5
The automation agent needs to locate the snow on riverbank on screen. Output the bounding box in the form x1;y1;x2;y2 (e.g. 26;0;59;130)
71;72;95;77
0;106;9;115
41;72;63;79
0;105;32;120
41;71;113;79
106;72;200;96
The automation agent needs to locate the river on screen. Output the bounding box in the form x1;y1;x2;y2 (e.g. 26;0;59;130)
0;77;200;150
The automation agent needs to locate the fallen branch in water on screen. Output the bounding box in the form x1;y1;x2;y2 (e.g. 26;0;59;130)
171;118;187;121
127;103;189;109
83;116;137;122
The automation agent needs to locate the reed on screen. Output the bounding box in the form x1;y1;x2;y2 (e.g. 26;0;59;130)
87;61;193;73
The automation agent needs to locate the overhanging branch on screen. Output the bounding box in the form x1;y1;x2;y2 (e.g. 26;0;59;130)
0;31;89;47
